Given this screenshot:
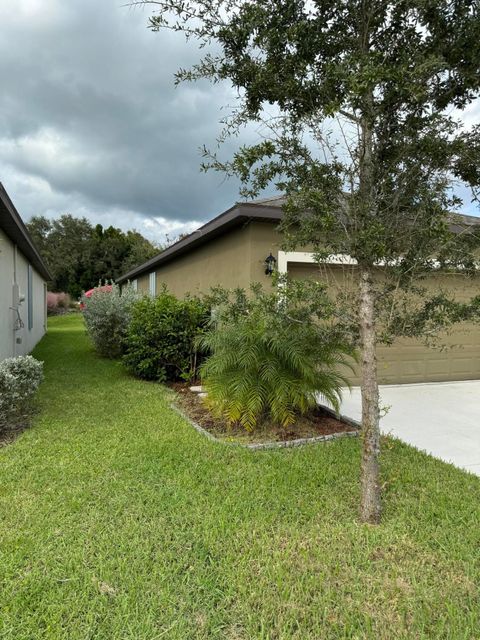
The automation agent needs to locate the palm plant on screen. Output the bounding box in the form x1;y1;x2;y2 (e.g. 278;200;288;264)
200;284;356;431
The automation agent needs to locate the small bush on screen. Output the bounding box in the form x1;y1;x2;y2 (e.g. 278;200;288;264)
0;355;44;431
47;292;71;316
123;291;209;382
82;283;138;358
200;283;356;430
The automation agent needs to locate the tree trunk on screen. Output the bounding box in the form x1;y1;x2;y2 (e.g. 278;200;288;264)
358;267;381;524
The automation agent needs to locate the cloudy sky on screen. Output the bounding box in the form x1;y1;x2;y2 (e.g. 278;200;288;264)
1;0;479;245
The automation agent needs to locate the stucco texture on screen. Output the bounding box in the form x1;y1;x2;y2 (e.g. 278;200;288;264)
288;261;480;384
140;221;283;298
134;220;480;385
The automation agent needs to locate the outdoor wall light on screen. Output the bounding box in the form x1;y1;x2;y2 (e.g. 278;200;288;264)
264;252;277;275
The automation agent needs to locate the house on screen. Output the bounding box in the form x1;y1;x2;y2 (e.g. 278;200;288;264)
117;195;480;385
0;183;51;360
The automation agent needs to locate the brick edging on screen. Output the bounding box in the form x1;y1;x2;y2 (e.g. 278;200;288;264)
170;403;361;450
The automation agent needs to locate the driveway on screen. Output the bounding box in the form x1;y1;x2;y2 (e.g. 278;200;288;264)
336;381;480;476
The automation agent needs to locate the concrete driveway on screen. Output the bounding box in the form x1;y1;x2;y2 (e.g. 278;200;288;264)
336;381;480;476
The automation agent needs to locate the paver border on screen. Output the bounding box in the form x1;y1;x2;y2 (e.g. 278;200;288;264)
170;402;361;450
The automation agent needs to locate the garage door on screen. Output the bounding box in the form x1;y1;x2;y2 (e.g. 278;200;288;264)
288;262;480;385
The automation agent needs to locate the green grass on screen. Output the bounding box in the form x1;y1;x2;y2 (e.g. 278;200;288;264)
0;314;479;639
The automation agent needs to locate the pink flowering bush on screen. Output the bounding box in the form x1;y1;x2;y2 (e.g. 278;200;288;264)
47;292;71;316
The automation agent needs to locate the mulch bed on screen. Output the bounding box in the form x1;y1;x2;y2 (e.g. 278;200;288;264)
170;382;359;445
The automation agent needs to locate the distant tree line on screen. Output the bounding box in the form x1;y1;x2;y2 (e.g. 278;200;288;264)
27;214;159;298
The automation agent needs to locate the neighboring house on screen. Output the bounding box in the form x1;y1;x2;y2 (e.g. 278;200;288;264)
118;195;480;385
0;183;51;361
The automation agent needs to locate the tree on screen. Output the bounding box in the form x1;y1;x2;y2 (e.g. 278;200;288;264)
27;215;159;298
28;215;94;297
136;0;480;522
123;230;162;273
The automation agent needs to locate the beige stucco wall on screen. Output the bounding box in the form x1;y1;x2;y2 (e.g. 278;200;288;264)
146;222;282;298
136;273;149;293
134;219;479;384
288;262;480;384
247;221;283;286
0;228;47;361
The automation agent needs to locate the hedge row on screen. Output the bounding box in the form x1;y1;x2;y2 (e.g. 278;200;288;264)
82;284;209;382
81;282;353;431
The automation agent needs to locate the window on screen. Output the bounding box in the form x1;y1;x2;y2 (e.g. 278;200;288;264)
132;279;138;292
27;264;33;330
149;272;156;297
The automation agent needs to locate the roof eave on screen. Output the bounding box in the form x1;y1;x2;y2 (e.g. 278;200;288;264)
117;197;479;285
117;202;283;283
0;183;52;281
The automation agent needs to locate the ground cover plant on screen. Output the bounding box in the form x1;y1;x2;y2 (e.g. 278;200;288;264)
0;314;479;639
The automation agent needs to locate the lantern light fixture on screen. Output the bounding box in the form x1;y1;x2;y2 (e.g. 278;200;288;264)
264;252;277;275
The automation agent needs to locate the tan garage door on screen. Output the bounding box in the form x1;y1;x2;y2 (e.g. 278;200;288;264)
288;262;480;385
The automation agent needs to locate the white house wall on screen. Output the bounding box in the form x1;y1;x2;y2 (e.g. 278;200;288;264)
0;227;16;359
0;227;47;360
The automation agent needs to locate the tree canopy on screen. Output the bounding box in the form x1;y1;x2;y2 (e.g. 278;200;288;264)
138;0;480;522
27;214;158;298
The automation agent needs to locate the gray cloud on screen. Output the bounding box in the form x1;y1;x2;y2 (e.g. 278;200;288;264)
0;0;255;241
0;0;478;245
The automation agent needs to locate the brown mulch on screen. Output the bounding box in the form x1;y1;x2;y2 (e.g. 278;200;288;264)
170;382;359;444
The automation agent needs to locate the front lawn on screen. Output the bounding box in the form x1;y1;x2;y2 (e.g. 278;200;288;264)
0;314;479;639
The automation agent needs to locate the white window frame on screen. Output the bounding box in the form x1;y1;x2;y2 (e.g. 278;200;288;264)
149;272;156;297
131;279;138;292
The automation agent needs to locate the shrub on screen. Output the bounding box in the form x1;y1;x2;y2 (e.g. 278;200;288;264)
0;355;44;431
47;292;71;315
82;283;138;358
123;291;209;382
200;283;356;430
